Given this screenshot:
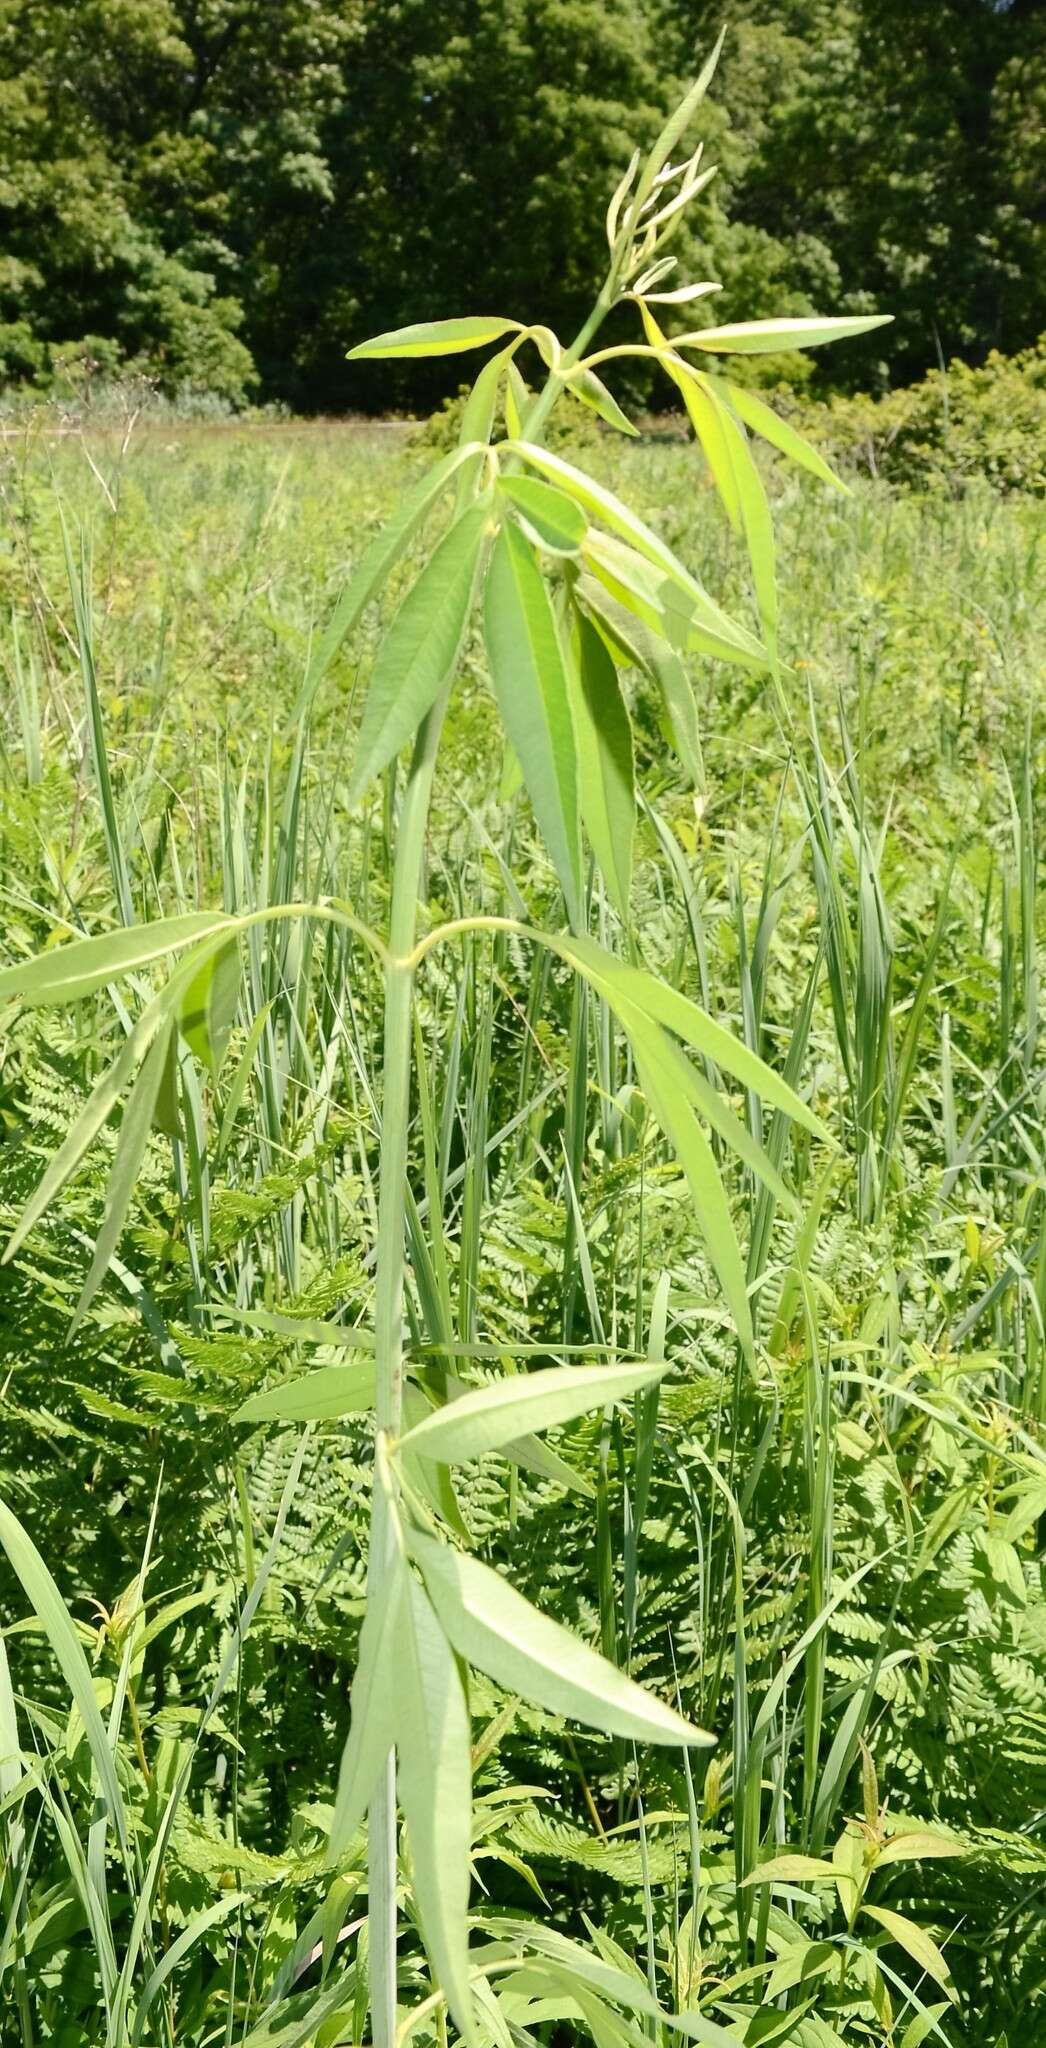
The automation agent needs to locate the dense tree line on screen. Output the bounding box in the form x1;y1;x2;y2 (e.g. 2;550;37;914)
1;0;1043;410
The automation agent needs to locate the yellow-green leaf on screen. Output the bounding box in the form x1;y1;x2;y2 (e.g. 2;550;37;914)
233;1361;376;1425
348;316;521;359
677;314;892;356
563;366;638;437
742;1855;836;1885
862;1905;958;2004
720;379;845;490
0;912;231;1009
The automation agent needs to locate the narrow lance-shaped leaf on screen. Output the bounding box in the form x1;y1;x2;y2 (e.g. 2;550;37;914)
400;1382;470;1541
2;992;168;1263
715;377;846;491
179;940;240;1076
553;932;831;1141
630;30;725;216
455;349;512;511
861;1905;958;2005
327;1556;403;1858
742;1855;836;1886
669;359;741;529
72;1019;177;1329
504;360;530;439
234;1359;376;1424
348;316;521;359
676;314;892;356
628;1007;794;1209
616;999;754;1359
497;476;587;555
566;610;635;922
348;500;489;804
562;366;638;437
582;529;766;669
0;1496;127;1848
577;578;704;787
638;303;745;560
396;1574;478;2045
409;1526;711;1748
484;519;582;927
716;399;777;657
637;281;721;307
398;1358;671;1466
0;910;232;1009
298;443;486;713
506;443;764;665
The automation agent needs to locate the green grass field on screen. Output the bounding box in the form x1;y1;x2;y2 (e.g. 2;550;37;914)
1;416;1044;2045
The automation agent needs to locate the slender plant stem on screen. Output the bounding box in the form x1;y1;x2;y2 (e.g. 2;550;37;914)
367;692;450;2048
365;270;619;2048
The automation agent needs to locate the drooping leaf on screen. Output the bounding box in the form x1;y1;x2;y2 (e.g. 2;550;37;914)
73;1019;178;1327
484;519;582;926
396;1574;478;2044
563;366;638;437
612;992;793;1209
718;379;845;490
552;933;831;1141
153;1027;181;1139
2;992;171;1263
233;1361;376;1425
566;611;635;921
327;1558;402;1858
348;317;521;360
400;1382;470;1540
497;476;587;555
398;1359;671;1466
0;1496;126;1846
0;911;232;1009
179;940;241;1077
348;500;488;803
676;314;892;356
862;1905;958;2004
715;400;777;656
616;1000;754;1358
669;359;741;529
577;579;704;786
409;1527;711;1747
501;1431;595;1499
582;529;766;669
298;445;486;712
509;445;762;666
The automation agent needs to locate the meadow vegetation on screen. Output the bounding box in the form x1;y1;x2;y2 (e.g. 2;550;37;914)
1;71;1045;2048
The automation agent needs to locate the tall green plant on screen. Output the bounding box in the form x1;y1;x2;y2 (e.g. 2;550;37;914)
0;45;890;2046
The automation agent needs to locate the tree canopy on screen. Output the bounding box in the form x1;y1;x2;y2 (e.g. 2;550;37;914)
1;0;1043;408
